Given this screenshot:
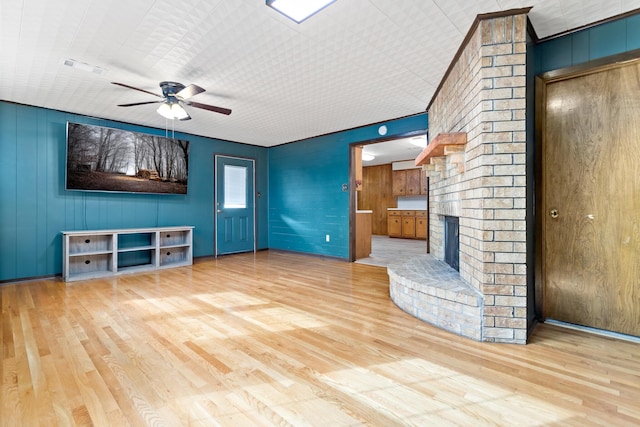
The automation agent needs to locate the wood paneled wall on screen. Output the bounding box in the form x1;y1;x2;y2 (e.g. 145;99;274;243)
358;164;397;235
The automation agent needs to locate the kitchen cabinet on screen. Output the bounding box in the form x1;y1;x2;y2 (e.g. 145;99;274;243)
415;211;428;238
420;170;428;195
402;215;416;237
406;169;421;195
387;210;427;239
392;170;406;196
392;169;422;196
388;211;402;237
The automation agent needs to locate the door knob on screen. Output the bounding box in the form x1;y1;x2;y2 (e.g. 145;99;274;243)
549;209;559;219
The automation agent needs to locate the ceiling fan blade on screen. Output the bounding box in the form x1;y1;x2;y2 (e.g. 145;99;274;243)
176;84;205;100
187;101;232;116
117;100;163;107
111;82;162;98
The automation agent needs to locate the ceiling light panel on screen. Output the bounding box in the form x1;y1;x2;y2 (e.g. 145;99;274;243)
266;0;337;23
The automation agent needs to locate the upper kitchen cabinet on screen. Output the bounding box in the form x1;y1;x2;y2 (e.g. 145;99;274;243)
392;169;421;196
392;170;406;196
420;169;428;195
406;169;421;195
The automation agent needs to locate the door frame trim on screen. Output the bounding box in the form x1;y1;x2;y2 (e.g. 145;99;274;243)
535;49;640;318
213;154;257;257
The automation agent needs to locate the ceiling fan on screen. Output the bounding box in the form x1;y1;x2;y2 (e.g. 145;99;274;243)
112;81;232;121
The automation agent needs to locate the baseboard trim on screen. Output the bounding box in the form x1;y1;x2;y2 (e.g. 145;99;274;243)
545;319;640;344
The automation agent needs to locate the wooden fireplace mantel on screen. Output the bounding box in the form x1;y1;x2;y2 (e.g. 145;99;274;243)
414;132;467;166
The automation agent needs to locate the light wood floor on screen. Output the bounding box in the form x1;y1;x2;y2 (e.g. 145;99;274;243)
2;250;639;426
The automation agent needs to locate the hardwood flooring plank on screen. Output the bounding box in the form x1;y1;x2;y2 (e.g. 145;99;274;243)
40;353;78;426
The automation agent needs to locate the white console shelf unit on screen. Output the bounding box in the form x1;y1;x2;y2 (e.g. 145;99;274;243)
62;226;194;282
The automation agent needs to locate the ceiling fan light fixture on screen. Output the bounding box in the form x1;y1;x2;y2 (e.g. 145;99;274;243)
171;103;189;120
157;101;189;120
157;102;174;119
266;0;336;23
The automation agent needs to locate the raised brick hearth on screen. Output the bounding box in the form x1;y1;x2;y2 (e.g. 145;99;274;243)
388;256;483;340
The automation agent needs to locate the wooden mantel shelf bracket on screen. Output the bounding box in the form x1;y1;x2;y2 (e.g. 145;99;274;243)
414;132;467;166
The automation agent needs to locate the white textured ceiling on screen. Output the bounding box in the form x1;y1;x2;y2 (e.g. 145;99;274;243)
2;0;639;147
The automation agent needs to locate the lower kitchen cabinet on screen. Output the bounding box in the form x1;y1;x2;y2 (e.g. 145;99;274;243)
415;211;428;238
388;212;402;237
402;216;415;237
387;210;427;239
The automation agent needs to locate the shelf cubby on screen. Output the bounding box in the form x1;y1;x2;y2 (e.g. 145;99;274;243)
67;253;114;280
62;226;193;282
159;246;190;267
159;230;190;247
68;234;114;255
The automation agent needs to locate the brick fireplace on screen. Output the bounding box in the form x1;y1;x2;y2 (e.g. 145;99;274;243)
389;10;528;344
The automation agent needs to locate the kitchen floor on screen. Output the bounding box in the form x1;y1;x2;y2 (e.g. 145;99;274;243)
355;235;427;267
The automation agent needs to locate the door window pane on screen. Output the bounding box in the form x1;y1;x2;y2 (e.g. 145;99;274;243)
224;165;246;208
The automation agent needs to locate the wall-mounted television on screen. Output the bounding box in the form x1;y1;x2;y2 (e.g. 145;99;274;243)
66;122;190;195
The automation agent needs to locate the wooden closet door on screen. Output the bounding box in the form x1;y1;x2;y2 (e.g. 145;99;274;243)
542;60;640;336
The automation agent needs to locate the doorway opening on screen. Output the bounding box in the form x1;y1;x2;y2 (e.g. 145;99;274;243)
349;132;429;265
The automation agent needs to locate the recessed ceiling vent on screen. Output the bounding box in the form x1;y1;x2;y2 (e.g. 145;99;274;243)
63;58;105;75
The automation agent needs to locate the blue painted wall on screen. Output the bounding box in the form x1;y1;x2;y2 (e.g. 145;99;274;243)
268;114;428;259
536;14;640;74
9;13;634;282
0;102;269;281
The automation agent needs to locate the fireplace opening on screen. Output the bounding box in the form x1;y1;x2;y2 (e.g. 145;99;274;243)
444;216;459;271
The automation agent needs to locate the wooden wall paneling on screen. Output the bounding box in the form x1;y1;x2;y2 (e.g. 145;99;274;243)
360;164;397;235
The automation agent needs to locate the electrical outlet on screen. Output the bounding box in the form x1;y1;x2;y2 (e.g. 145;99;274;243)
325;234;330;242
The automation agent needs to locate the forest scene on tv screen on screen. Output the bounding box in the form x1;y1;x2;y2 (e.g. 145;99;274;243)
66;123;189;194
